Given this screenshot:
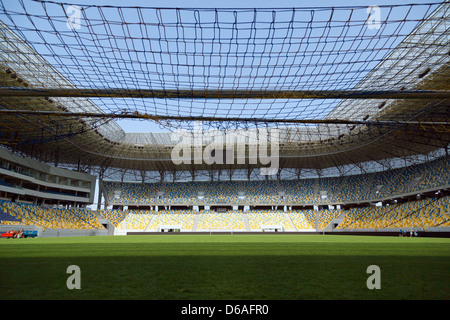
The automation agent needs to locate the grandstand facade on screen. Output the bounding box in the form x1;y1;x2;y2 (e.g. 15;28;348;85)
0;1;448;236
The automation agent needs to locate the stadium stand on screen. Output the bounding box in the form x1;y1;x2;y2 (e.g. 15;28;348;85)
103;156;449;207
289;210;316;230
3;154;446;235
196;211;246;231
280;179;316;204
98;209;125;228
0;200;103;230
337;196;450;230
317;209;342;230
147;210;196;231
116;210;154;231
246;210;293;231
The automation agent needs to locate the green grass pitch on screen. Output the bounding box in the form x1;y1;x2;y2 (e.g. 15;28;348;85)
0;234;449;300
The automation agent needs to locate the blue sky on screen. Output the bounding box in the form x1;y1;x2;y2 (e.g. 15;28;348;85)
0;0;442;133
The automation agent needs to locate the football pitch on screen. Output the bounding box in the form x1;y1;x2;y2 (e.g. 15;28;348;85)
0;234;449;300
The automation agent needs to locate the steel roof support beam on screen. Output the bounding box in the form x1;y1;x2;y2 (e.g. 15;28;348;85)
0;88;449;100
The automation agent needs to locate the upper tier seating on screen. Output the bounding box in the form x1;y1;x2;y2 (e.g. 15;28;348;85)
103;157;449;206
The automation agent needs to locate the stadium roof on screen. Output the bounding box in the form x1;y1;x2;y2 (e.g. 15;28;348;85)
0;1;448;179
